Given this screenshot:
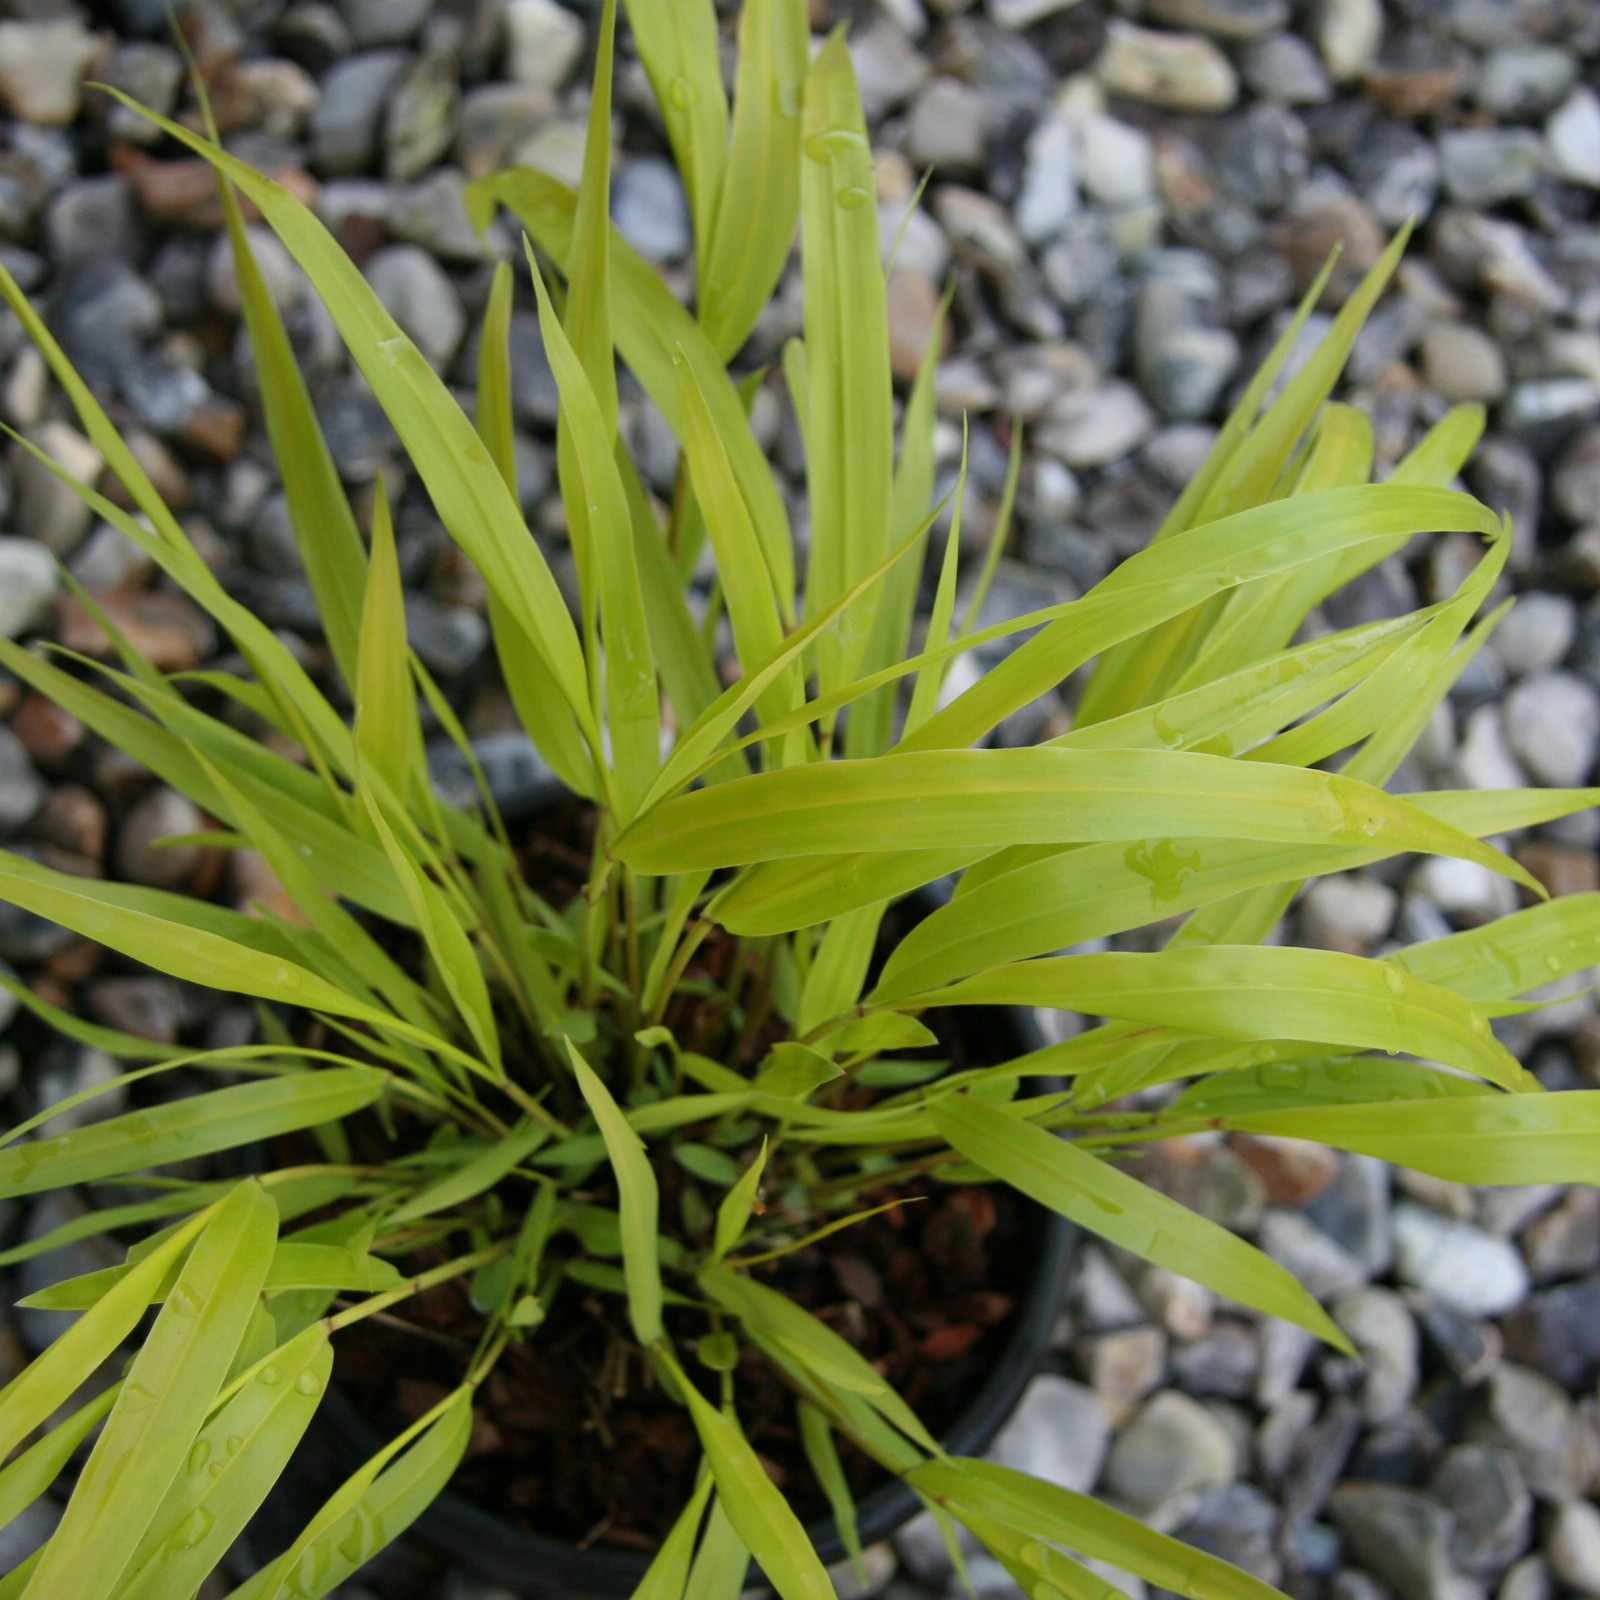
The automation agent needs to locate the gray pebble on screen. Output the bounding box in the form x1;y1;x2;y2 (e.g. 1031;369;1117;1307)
0;725;44;833
1329;1483;1464;1600
1439;128;1550;208
1502;671;1600;788
0;536;57;638
611;157;691;266
1103;1389;1237;1518
310;49;411;175
1429;1443;1531;1576
987;1373;1109;1495
365;243;466;372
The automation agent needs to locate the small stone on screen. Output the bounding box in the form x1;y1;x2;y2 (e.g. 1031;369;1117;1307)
385;45;459;183
0;725;43;832
827;1544;895;1600
12;695;81;772
1334;1287;1418;1425
1241;33;1331;105
0;1498;56;1575
1079;1326;1166;1424
13;419;102;555
887;266;945;383
1481;1363;1595;1502
1137;1265;1216;1343
1431;1444;1532;1576
1454;705;1528;792
117;786;208;891
611;157;691;265
1503;379;1600;453
1329;1484;1462;1600
1037;382;1153;468
1522;1187;1600;1284
310;49;410;176
1549;88;1600;189
1103;1390;1236;1518
1230;1135;1341;1205
504;0;584;95
1259;1208;1368;1300
1172;1322;1259;1401
364;244;465;372
1317;0;1383;82
1484;595;1574;681
1122;1137;1265;1233
849;19;928;122
1307;1155;1393;1277
86;976;184;1045
1477;47;1577;120
404;595;487;677
57;590;215;672
988;1374;1110;1495
1395;1201;1530;1317
1503;672;1600;788
511;119;587;189
1548;1501;1600;1596
1095;23;1237;114
1421;321;1507;404
1076;115;1155;209
1346;121;1440;230
1257;1319;1316;1409
1299;874;1397;955
988;0;1081;24
1015;113;1078;245
907;77;989;173
45;175;137;273
0;537;57;639
338;0;429;47
455;83;555;181
1071;1244;1148;1333
1280;192;1385;308
388;167;506;262
1499;1555;1552;1600
1146;0;1287;38
0;21;101;127
99;42;183;144
32;786;106;863
428;732;565;822
1554;429;1600;525
1439;129;1549;208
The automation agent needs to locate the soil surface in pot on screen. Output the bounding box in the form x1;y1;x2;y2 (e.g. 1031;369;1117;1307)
288;800;1049;1553
330;1178;1044;1551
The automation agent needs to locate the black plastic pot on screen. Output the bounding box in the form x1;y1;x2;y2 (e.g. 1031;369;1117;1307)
251;1000;1074;1598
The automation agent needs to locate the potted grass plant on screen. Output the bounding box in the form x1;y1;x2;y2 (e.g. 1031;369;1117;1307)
0;1;1597;1597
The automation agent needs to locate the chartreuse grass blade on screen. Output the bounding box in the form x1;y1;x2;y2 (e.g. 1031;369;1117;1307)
916;945;1524;1089
21;1180;276;1600
1392;401;1486;485
0;1209;212;1460
102;93;595;747
0;966;178;1061
357;780;502;1079
657;1348;833;1600
629;1469;714;1600
616;746;1537;888
1224;1092;1600;1185
711;1138;767;1263
565;1039;663;1345
1393;891;1600;1000
700;0;808;359
927;1095;1348;1351
798;1403;862;1572
226;1385;473;1600
904;483;1499;757
355;479;420;805
674;353;804;757
0;846;442;1036
0;1069;385;1199
623;0;727;257
111;1325;333;1600
0;1382;118;1532
800;31;895;697
700;1266;939;1450
910;1457;1288;1600
528;243;659;820
470;167;794;613
797;903;889;1037
686;1497;750;1600
216;156;364;689
566;0;620;436
387;1119;549;1225
1166;1057;1492;1120
906;430;968;736
849;279;952;760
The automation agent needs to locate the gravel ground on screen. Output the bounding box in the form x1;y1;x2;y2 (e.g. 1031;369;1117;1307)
1;0;1600;1597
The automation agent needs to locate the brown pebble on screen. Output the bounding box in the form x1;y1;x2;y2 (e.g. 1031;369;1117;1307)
116;785;208;890
10;693;84;769
1229;1132;1341;1205
1278;192;1385;307
1517;841;1600;901
233;847;308;923
180;396;247;461
56;588;217;672
86;976;183;1044
30;785;106;861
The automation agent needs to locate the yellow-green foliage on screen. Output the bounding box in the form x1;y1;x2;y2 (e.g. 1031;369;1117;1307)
0;2;1594;1597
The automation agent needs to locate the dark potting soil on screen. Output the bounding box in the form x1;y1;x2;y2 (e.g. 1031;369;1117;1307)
329;1178;1044;1552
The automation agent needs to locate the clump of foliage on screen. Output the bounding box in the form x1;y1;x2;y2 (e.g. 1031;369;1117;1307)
0;1;1596;1597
